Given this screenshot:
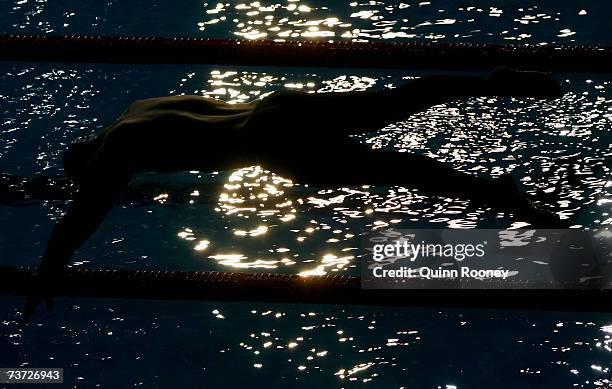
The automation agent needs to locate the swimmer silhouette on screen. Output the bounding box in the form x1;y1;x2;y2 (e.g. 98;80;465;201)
0;172;221;204
20;67;564;326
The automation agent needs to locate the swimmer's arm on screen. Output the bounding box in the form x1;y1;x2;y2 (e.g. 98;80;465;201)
21;178;127;326
39;171;132;275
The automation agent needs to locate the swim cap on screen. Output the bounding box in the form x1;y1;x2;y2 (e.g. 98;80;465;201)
63;134;100;179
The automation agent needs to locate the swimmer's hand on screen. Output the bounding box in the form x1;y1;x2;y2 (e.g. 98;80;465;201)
18;268;57;328
488;67;563;98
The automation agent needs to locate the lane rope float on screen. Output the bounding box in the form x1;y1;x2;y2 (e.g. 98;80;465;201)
0;34;611;72
1;266;609;312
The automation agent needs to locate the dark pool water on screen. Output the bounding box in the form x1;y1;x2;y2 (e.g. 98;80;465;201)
0;1;611;388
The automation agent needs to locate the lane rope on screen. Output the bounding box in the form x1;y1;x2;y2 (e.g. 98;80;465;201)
0;34;610;72
1;266;609;311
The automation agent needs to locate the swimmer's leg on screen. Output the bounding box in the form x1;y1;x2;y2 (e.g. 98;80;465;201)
298;142;563;226
300;142;504;204
255;68;562;134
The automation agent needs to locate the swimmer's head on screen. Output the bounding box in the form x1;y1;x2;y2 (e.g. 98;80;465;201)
63;134;100;179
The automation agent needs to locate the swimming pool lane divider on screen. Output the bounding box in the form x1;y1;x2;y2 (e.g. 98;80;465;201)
0;34;610;73
0;266;609;312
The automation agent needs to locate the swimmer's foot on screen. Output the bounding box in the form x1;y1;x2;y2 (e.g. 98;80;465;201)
487;67;563;98
493;174;568;228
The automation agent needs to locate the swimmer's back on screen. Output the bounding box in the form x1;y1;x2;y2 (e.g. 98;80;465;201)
120;95;255;119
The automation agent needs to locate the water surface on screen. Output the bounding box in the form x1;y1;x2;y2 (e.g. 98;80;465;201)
0;1;611;388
